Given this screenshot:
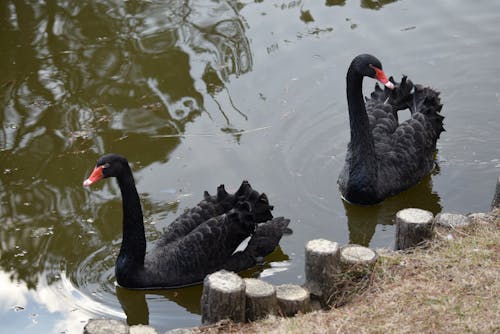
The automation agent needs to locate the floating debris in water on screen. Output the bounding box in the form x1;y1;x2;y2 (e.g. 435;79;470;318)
401;26;417;31
151;126;272;138
13;305;24;312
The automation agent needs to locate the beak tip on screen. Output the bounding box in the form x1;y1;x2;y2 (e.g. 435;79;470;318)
385;81;395;90
83;179;92;187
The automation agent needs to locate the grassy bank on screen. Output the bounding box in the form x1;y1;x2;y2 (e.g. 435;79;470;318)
198;208;499;334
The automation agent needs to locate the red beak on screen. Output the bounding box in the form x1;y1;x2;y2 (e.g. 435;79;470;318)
83;166;104;187
370;64;395;89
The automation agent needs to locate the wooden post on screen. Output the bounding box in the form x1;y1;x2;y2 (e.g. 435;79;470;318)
337;244;378;275
304;239;339;305
395;208;434;250
492;176;500;209
275;284;310;317
325;244;378;306
201;270;246;324
434;213;471;228
244;278;278;321
84;319;129;334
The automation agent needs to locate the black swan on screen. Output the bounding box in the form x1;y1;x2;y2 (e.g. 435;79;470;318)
338;54;444;205
83;154;290;289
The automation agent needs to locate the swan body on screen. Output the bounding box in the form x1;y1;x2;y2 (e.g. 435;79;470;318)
84;154;290;289
338;54;444;205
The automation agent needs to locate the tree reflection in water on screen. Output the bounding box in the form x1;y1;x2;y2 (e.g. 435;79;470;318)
0;0;254;314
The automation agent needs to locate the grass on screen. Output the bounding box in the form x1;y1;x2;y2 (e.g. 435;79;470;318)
197;208;499;334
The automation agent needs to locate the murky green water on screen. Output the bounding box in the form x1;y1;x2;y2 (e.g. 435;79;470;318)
1;0;499;332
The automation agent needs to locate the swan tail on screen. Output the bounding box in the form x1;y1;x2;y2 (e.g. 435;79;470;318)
222;217;291;272
245;217;291;258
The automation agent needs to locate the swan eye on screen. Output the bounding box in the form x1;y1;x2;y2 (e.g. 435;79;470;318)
102;163;111;169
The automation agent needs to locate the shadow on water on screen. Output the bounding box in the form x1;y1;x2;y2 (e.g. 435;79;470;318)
342;173;442;247
115;285;202;326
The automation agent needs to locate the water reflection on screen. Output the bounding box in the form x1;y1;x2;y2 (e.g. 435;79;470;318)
0;0;252;159
343;173;442;246
0;0;253;278
0;269;119;334
325;0;346;7
2;0;500;332
115;282;204;327
360;0;398;10
324;0;398;8
0;0;255;331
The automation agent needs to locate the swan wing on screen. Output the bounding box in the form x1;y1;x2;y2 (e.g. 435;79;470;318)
157;181;271;247
145;201;264;287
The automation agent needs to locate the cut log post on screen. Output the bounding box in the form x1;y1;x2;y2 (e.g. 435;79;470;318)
337;244;378;276
83;319;129;334
304;239;339;305
130;324;158;334
275;284;310;317
244;278;278;322
327;244;378;306
492;176;500;209
201;270;246;325
395;208;434;250
434;213;471;229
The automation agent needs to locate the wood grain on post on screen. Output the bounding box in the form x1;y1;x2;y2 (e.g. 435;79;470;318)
304;239;339;305
395;208;434;250
275;284;310;317
83;319;129;334
326;244;378;306
337;244;378;275
201;270;246;324
244;278;278;322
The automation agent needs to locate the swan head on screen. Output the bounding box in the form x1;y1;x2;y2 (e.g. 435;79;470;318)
83;154;129;187
351;54;395;89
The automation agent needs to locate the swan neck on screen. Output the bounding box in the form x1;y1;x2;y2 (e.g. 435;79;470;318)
346;67;375;157
116;169;146;266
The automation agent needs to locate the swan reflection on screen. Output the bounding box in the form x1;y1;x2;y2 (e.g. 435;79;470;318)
343;173;441;247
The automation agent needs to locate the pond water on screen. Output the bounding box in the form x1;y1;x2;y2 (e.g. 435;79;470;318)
1;0;499;333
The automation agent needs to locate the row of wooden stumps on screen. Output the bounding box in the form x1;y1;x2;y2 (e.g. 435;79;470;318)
201;243;379;324
201;207;443;325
